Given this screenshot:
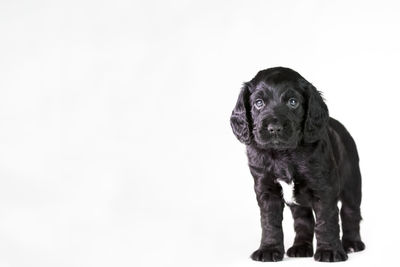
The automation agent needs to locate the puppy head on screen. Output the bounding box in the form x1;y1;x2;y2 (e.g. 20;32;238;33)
230;67;329;149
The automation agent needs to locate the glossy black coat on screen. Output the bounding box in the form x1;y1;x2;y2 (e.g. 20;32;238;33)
230;67;365;262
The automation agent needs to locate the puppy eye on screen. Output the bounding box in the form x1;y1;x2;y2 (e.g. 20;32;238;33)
288;98;299;108
254;99;264;109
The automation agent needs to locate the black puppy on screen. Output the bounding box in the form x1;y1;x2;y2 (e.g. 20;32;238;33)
230;67;365;262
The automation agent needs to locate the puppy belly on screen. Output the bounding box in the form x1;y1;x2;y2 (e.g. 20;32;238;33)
277;179;298;205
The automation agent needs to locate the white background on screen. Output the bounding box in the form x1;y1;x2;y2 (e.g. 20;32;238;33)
0;0;399;266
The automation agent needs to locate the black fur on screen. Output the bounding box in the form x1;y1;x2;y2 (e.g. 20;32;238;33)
230;67;364;262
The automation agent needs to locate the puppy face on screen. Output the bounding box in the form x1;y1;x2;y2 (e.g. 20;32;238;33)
250;80;305;149
230;67;329;149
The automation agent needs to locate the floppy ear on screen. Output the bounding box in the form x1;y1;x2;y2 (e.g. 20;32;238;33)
303;84;329;143
230;83;252;145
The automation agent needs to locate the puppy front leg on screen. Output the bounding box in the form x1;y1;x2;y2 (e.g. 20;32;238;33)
251;192;284;262
312;197;348;262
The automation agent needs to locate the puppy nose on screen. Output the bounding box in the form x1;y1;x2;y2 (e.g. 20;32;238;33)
268;123;283;134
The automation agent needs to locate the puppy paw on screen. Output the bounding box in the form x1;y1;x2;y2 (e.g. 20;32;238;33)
287;243;313;257
342;239;365;253
250;247;284;262
314;248;348;262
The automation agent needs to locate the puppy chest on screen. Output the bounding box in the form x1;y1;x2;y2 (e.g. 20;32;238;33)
276;178;298;205
262;156;311;206
267;159;298;205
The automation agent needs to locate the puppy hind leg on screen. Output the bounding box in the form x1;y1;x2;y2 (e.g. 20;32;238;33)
340;165;365;253
287;205;314;257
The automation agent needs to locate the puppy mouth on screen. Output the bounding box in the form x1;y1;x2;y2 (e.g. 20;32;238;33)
270;138;290;147
259;136;288;145
256;134;298;149
254;122;299;149
272;139;282;145
270;140;297;150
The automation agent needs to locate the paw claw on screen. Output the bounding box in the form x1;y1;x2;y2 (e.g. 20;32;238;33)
314;248;348;262
251;247;284;262
342;239;365;253
287;244;313;257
